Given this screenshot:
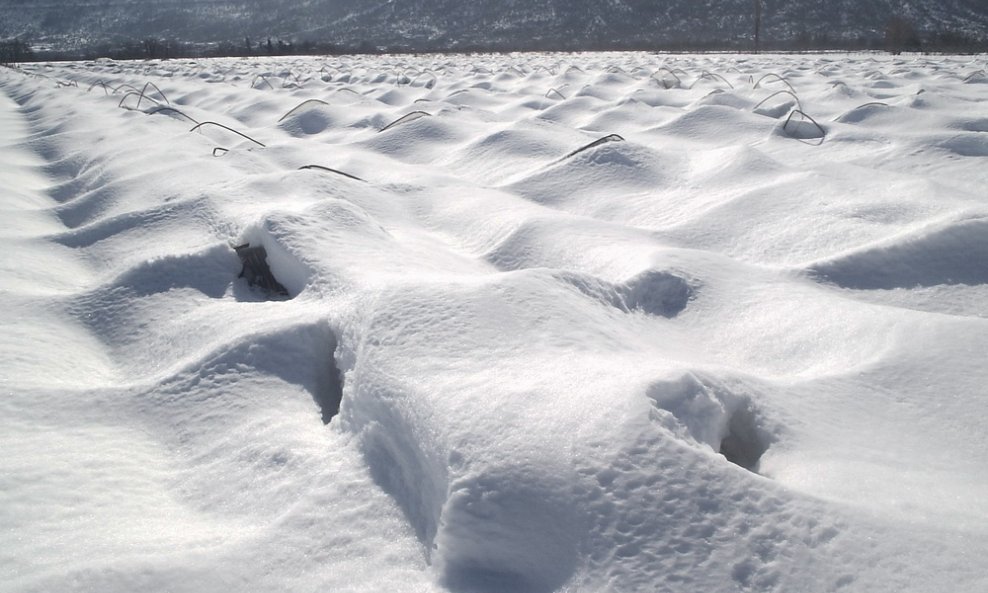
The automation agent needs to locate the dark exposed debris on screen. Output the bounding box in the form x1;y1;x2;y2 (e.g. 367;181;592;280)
563;133;625;159
298;164;365;181
233;242;289;296
378;110;431;133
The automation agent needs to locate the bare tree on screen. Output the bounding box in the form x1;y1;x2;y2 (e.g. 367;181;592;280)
754;0;763;52
885;17;920;54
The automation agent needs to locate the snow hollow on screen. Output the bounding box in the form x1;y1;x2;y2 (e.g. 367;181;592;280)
2;52;987;593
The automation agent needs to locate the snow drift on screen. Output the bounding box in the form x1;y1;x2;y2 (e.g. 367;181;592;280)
2;52;988;593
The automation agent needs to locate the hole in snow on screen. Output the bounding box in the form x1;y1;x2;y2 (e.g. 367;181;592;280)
647;373;772;474
316;331;345;424
556;269;695;318
718;402;768;472
616;270;694;317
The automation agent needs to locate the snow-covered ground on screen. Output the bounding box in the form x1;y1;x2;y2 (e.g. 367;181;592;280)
2;52;987;593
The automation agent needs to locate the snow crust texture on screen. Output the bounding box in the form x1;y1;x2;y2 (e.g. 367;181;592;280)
2;53;988;593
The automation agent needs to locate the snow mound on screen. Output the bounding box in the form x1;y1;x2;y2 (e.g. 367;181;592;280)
810;216;988;289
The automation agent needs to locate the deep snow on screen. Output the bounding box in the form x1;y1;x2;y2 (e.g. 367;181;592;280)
2;52;987;593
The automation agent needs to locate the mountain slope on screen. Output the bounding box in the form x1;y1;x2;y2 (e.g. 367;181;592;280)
2;1;988;53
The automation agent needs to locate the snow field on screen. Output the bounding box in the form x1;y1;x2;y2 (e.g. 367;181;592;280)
2;52;988;592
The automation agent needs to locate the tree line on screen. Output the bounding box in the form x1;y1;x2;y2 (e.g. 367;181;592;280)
0;38;34;64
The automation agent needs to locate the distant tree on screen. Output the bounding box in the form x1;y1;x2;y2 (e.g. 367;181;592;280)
795;29;811;50
142;38;160;58
885;17;921;53
753;0;762;52
0;38;34;64
356;40;379;54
